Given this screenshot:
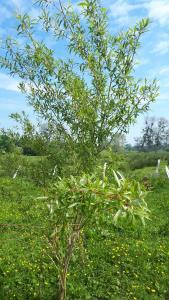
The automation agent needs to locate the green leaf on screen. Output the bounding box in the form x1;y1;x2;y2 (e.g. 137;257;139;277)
113;209;123;226
68;203;79;208
78;1;87;8
113;170;121;187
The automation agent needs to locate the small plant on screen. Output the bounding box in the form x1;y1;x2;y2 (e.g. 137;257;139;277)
46;169;149;300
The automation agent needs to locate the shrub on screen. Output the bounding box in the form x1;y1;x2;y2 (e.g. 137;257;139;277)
46;170;148;299
127;151;169;170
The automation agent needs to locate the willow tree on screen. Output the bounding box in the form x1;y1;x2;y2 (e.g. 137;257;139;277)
0;0;158;171
0;2;158;299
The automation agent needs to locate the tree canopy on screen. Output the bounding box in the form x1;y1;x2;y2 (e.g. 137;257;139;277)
0;0;158;170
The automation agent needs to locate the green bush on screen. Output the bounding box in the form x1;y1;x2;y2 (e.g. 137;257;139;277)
20;157;54;187
0;154;58;187
0;152;23;177
127;151;169;170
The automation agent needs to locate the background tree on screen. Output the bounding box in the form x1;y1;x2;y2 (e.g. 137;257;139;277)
0;0;158;171
135;117;156;151
135;117;169;151
111;133;126;152
155;118;169;149
0;130;16;153
10;112;49;156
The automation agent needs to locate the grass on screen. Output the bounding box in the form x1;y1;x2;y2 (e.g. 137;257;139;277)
67;176;169;299
0;177;57;299
0;158;169;299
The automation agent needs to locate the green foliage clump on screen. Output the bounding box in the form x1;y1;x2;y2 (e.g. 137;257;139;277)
127;151;169;170
46;170;148;299
21;157;54;187
0;151;23;177
96;148;129;177
0;133;15;153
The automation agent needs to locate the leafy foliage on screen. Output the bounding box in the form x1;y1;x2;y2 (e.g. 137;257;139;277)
127;150;169;170
47;170;148;299
0;0;158;170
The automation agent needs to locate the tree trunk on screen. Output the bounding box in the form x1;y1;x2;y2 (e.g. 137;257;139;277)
59;273;67;300
58;230;79;300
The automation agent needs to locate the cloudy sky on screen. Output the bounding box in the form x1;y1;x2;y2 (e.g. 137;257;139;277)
0;0;169;143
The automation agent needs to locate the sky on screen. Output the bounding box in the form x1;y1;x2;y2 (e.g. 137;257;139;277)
0;0;169;144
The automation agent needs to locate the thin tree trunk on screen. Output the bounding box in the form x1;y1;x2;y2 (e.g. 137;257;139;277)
59;271;68;300
58;230;80;300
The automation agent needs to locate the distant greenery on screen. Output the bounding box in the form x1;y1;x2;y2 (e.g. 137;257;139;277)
0;131;16;153
126;151;169;170
135;117;169;151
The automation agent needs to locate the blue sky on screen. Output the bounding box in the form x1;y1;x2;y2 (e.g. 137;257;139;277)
0;0;169;144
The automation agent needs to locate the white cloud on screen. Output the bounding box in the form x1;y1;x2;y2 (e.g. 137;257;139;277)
153;40;169;55
108;0;169;27
157;92;169;101
109;0;142;25
147;0;169;26
10;0;24;9
0;0;28;26
6;0;35;13
110;1;136;17
159;66;169;75
0;73;20;92
135;57;149;68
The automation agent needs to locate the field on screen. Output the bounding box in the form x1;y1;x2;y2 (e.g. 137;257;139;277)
0;153;169;299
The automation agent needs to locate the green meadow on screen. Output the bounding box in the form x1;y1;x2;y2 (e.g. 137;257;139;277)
1;153;169;299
